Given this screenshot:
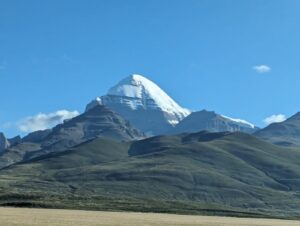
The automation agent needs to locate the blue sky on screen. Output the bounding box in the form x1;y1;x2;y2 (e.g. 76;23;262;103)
1;0;300;137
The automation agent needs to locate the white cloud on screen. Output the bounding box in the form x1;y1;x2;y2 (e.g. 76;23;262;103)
263;114;286;125
253;65;271;73
17;110;80;133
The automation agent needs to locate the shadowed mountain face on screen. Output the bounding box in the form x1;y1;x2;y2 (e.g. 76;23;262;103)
7;136;21;146
0;105;144;169
0;133;10;153
171;110;258;135
255;112;300;146
1;131;300;218
22;129;52;143
40;104;144;150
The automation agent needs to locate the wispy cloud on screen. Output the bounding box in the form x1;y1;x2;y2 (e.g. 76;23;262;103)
253;65;271;74
263;114;286;125
17;110;80;133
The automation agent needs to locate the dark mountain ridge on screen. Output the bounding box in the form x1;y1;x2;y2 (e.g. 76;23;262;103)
0;105;144;169
255;112;300;146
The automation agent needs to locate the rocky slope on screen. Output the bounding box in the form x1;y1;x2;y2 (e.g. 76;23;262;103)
0;133;10;153
0;105;144;168
255;112;300;146
171;110;258;134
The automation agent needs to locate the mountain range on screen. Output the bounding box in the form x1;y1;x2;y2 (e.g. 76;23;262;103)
0;74;262;164
0;74;300;218
85;74;258;136
0;104;144;169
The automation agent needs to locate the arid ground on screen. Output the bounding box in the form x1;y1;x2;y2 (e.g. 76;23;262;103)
0;207;299;226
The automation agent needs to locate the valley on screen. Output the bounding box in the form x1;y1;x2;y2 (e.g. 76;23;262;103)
1;132;300;218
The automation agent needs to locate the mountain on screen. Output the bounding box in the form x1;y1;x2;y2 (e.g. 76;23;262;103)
255;112;300;146
86;74;259;136
171;110;258;134
0;131;300;218
40;104;144;151
0;133;10;153
0;105;144;168
8;136;21;146
22;129;52;143
86;74;191;135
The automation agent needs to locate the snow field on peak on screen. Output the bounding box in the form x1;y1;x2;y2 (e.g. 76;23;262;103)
107;74;191;118
221;115;255;129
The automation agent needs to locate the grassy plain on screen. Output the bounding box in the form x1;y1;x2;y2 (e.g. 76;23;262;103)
0;207;299;226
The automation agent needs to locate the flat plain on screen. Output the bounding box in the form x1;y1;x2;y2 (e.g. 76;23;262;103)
0;208;299;226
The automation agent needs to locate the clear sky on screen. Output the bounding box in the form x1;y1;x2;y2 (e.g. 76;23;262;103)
1;0;300;137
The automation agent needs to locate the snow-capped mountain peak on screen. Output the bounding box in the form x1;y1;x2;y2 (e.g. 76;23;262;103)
86;74;191;135
85;74;259;135
107;74;190;117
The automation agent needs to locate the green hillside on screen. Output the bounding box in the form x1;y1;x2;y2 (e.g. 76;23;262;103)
0;132;300;218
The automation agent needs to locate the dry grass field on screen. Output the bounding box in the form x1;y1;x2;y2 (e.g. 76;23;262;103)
0;208;299;226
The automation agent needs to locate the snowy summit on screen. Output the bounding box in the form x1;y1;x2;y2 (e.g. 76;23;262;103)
86;74;257;135
86;74;191;123
86;74;191;135
107;74;190;118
